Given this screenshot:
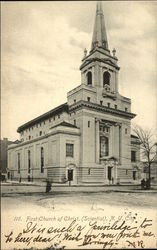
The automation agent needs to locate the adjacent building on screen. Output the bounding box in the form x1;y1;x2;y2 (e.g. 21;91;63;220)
0;138;19;180
7;2;140;185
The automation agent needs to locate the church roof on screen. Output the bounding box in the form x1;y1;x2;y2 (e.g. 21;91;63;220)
17;103;69;133
91;1;109;51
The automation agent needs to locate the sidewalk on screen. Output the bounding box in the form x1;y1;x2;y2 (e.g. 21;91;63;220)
1;180;157;194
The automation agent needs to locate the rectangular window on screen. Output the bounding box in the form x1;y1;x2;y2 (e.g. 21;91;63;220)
131;151;136;162
88;168;91;175
66;143;74;157
88;121;90;127
115;105;117;109
40;131;42;136
125;128;128;134
18;153;20;174
74;99;76;103
100;101;103;105
28;150;31;174
107;103;110;108
41;147;44;173
87;97;91;102
58;115;60;119
74;120;76;126
125;107;128;112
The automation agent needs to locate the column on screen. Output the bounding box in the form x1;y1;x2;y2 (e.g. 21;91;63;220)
115;71;118;93
22;147;24;179
114;163;118;183
109;125;113;156
95;118;100;164
92;66;94;86
100;66;103;87
119;125;122;164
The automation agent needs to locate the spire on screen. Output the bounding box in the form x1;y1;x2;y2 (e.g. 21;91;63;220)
91;1;108;51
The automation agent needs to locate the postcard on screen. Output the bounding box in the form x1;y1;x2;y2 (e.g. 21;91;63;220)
1;1;157;249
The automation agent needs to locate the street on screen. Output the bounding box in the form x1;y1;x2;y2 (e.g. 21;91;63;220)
1;184;157;249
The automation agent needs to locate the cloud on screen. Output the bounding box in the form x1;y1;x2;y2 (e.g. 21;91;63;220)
1;1;157;140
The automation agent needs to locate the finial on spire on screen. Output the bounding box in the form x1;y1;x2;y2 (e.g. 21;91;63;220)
91;1;108;51
84;48;87;57
112;48;116;57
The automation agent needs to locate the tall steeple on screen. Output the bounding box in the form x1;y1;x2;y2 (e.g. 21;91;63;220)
91;1;109;51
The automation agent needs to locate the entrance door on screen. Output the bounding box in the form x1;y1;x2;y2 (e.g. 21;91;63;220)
108;166;112;181
133;171;136;180
7;172;10;180
68;169;73;181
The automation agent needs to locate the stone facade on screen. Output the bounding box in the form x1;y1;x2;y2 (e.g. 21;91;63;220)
7;2;140;185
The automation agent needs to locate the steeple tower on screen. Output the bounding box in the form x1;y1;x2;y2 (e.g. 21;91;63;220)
91;1;109;51
79;1;119;93
67;1;122;108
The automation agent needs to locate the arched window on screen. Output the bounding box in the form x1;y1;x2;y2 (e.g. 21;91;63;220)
87;71;92;85
100;136;109;157
103;71;111;87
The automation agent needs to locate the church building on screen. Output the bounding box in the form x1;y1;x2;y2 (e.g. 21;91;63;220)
8;2;141;185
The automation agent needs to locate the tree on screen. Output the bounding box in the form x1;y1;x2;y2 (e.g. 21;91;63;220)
133;125;156;189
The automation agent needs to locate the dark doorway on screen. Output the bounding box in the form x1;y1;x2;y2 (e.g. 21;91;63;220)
68;169;73;181
108;166;112;181
28;175;31;182
133;171;136;180
7;172;10;179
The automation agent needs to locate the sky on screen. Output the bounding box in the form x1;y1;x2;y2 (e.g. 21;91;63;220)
1;1;157;141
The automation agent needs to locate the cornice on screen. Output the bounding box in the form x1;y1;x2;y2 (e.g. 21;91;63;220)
8;129;80;150
17;103;69;133
80;57;120;71
69;100;136;120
